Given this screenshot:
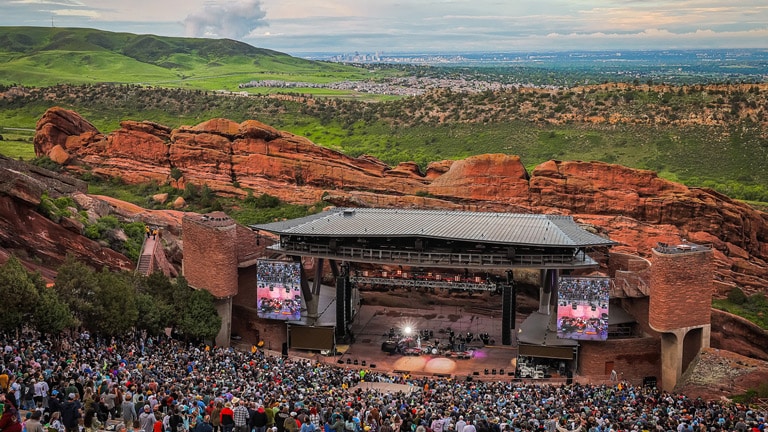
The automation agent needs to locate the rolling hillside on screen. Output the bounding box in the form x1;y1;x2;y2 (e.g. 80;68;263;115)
0;26;368;88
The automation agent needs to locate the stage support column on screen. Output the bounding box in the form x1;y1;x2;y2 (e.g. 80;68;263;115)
313;258;324;296
501;270;516;345
335;266;348;340
330;260;340;278
539;269;558;314
295;256;313;303
343;263;352;327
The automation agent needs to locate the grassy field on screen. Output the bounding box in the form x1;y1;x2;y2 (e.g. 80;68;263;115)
713;296;768;330
0;27;374;93
0;128;36;160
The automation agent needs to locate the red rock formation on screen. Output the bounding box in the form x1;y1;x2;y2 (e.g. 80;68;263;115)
0;155;133;275
33;107;768;295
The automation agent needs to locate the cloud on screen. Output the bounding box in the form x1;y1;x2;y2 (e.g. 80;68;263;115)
184;0;267;40
52;8;100;18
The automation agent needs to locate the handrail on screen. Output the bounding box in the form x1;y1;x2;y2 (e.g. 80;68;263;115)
269;243;598;269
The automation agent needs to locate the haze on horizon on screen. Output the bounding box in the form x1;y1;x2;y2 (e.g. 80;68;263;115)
2;0;767;55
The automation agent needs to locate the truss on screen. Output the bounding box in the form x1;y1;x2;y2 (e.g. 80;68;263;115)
349;276;498;292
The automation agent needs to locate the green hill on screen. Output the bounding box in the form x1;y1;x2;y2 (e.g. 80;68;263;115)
0;27;368;89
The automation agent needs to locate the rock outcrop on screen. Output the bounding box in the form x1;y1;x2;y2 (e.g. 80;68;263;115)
675;347;768;400
0;155;133;275
33;107;768;296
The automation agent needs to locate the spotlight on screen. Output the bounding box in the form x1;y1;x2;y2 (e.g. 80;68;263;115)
403;326;413;336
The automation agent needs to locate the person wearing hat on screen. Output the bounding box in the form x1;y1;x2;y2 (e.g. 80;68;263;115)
123;392;138;428
284;412;299;432
140;405;156;432
220;402;235;432
61;393;83;432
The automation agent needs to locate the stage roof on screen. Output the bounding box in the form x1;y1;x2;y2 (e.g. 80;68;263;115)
252;208;615;248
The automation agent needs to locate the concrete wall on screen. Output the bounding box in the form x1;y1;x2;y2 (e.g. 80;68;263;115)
214;297;232;347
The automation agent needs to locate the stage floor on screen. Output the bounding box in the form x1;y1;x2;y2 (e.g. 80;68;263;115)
314;300;521;379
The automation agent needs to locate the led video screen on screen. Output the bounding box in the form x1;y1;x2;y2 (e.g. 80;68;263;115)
556;276;610;341
256;260;302;320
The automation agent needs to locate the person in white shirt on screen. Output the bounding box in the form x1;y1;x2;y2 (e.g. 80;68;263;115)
455;417;466;432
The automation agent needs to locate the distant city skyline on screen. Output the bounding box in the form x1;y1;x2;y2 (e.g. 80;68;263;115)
2;0;767;55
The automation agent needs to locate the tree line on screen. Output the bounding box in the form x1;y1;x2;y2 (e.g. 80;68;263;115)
0;255;221;341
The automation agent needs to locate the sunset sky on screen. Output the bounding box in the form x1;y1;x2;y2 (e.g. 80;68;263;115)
2;0;767;54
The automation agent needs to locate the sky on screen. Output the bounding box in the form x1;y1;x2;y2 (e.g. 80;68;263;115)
2;0;767;55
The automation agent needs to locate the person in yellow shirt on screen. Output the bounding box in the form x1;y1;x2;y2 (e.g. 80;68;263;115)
0;370;9;393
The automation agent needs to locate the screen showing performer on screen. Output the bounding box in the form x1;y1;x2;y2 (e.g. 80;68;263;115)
256;260;302;320
556;276;610;341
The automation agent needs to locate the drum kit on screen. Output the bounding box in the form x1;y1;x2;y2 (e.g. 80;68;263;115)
380;326;483;358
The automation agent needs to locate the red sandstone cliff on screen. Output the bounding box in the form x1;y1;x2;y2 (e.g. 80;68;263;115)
32;107;768;295
0;155;134;275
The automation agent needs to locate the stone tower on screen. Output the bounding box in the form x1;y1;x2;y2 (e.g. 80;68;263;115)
182;211;239;346
649;242;714;391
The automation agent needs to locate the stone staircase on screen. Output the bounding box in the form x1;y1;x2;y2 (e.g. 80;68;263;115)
136;254;152;275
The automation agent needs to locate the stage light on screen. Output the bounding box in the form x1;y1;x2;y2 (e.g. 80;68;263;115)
403;326;413;335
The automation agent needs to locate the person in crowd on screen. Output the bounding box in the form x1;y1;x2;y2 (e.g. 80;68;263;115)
233;399;250;432
123;392;138;427
49;411;66;432
220;402;235;432
274;407;290;432
195;415;214;432
0;394;19;431
140;404;156;432
83;408;102;432
284;412;299;432
26;410;46;432
251;404;268;432
210;401;223;432
60;392;83;432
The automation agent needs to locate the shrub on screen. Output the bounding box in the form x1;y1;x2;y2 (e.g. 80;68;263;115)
244;191;280;208
170;167;183;180
31;156;61;172
727;287;747;305
37;195;60;222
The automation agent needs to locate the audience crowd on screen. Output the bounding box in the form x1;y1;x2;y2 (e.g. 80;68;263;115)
0;331;764;432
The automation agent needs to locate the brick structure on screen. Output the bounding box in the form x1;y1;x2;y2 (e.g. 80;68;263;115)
182;212;239;346
579;337;660;382
182;211;273;348
650;247;713;331
609;253;651;298
183;212;239;297
648;243;714;391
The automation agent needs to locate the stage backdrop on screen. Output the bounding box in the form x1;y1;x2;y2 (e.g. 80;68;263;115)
556;276;610;341
256;259;302;320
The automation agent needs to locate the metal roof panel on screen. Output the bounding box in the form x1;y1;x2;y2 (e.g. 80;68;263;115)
252;208;615;247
